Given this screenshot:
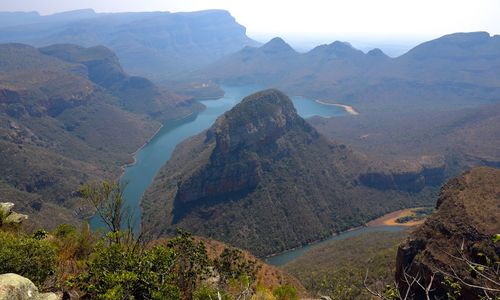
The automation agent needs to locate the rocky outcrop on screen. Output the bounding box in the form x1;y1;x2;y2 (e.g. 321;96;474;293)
0;202;28;225
358;161;446;193
0;273;59;300
172;89;315;220
395;167;500;299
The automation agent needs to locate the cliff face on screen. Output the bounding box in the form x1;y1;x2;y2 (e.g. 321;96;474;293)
395;167;500;299
142;89;435;256
173;90;314;216
358;160;446;193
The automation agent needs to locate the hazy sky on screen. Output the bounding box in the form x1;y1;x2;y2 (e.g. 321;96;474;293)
1;0;499;53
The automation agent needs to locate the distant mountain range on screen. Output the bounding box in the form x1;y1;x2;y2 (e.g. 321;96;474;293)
0;43;197;228
141;89;439;256
0;9;259;81
198;32;500;113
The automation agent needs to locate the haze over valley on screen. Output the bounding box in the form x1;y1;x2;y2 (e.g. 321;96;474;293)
0;1;499;299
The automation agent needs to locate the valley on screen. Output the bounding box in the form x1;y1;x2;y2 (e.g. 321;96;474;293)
90;85;346;231
0;4;499;299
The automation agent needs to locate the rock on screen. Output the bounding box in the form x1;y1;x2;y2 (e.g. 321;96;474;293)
0;203;14;215
0;273;60;300
395;167;500;299
0;202;28;225
4;212;28;224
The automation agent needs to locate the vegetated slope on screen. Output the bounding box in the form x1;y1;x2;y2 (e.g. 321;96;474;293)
0;43;195;228
396;166;500;299
283;231;408;300
141;89;436;257
198;32;500;113
151;236;307;297
309;101;500;178
0;9;259;80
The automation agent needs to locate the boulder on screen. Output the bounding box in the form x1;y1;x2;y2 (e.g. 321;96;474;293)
0;203;14;215
4;212;28;224
0;273;60;300
0;202;28;225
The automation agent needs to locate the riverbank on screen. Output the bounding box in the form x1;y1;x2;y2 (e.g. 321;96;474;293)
367;207;430;227
119;111;198;173
315;100;359;115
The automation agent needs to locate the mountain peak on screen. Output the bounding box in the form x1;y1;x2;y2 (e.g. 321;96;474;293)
403;31;495;59
367;48;389;58
210;89;305;152
308;40;364;58
260;37;296;54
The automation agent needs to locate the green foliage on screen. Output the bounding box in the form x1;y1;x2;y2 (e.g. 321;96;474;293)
442;276;462;300
0;231;57;286
284;231;407;300
167;229;210;299
382;284;401;300
32;228;49;240
272;284;298;300
215;247;259;288
54;223;77;238
492;234;500;244
70;242;179;299
193;285;230;300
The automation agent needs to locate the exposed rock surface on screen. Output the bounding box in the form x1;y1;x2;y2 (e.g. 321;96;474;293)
0;202;28;225
395;167;500;299
359;157;446;193
0;273;59;300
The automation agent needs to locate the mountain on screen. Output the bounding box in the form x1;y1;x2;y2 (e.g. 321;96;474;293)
0;43;196;228
198;32;500;113
141;89;437;256
0;9;259;81
199;32;500;186
395;167;500;299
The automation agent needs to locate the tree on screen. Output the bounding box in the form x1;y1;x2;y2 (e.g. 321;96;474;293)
80;180;134;245
167;229;210;300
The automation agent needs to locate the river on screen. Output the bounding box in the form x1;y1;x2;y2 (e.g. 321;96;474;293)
263;225;407;266
90;85;346;231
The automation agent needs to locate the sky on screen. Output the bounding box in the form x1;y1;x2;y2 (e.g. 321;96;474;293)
1;0;499;54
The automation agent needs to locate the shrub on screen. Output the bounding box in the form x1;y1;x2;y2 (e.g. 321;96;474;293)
273;284;298;300
0;231;57;286
71;242;179;299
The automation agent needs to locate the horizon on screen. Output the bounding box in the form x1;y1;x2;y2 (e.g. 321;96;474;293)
1;0;499;56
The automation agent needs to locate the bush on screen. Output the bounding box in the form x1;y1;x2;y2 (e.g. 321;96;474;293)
0;231;57;286
71;242;179;299
273;285;298;300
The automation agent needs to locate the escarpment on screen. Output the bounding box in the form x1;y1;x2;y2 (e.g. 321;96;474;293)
395;167;500;299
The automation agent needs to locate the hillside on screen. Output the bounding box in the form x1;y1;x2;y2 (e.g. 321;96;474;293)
141;89;438;257
310;101;500;178
283;231;408;300
0;9;259;81
396;166;500;299
0;43;196;228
